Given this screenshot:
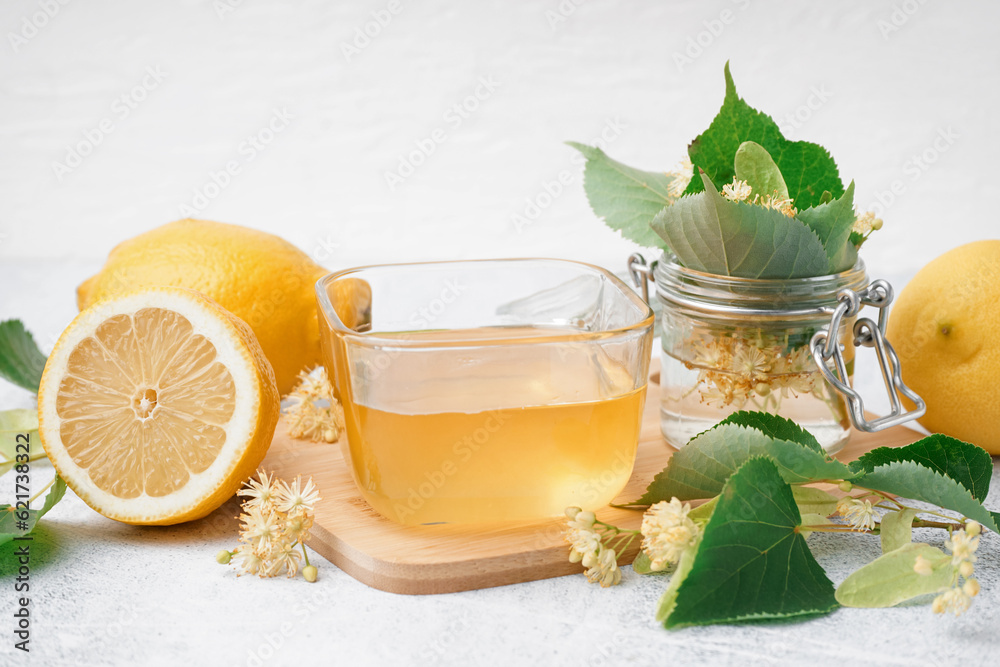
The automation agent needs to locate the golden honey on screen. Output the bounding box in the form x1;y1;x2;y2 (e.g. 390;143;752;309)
333;327;646;525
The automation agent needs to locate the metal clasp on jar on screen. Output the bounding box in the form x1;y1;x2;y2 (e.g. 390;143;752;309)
627;253;926;434
810;281;926;433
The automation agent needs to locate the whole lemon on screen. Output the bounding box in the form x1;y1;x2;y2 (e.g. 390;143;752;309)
77;219;328;394
887;240;1000;453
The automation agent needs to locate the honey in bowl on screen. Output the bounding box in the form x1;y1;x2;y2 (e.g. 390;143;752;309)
316;260;654;525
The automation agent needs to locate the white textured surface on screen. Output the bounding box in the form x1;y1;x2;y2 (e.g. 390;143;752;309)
2;1;1000;665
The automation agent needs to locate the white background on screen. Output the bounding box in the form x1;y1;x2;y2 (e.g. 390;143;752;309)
1;1;999;666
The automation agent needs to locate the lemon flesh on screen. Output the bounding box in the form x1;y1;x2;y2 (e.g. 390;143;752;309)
39;287;280;524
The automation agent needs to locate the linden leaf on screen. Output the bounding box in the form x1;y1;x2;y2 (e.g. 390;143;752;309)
655;536;700;623
733;141;788;200
853;461;1000;533
851;434;993;503
651;172;829;279
716;411;822;453
0;320;47;393
795;181;858;273
0;475;67;546
663;457;837;628
0;410;40;477
566;142;675;249
879;508;918;554
635;423;854;505
792;486;839;519
684;63;844;209
836;543;952;608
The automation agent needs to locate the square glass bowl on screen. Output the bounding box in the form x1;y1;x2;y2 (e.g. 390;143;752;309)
315;259;654;525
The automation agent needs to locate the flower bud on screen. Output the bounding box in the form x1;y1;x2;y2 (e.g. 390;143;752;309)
216;550;232;565
564;506;582;520
871;217;883;231
303;565;318;583
754;382;771;397
963;578;980;598
323;429;337;443
965;521;981;537
838;481;852;493
959;561;974;578
576;510;596;527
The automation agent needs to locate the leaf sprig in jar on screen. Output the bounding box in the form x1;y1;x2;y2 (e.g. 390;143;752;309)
570;62;920;453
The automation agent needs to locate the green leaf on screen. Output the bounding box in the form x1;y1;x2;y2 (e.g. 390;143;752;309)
733;141;788;200
651;172;829;279
792;486;839;518
854;461;1000;533
636;423;854;504
0;409;40;477
687;496;718;523
879;508;918;554
663;457;837;628
566;142;674;249
852;434;993;503
0;475;67;546
0;320;47;393
655;536;700;623
795;181;858;273
683;63;844;210
836;543;952;608
717;411;822;453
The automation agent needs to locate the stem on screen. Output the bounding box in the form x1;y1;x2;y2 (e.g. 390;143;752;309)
799;524;874;534
299;541;311;567
911;518;964;531
27;476;55;504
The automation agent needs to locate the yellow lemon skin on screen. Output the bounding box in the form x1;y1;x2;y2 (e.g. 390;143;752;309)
887;240;1000;454
77;219;328;394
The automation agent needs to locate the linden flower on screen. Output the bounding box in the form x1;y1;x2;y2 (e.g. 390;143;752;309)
666;159;693;199
283;367;345;443
852;210;884;236
231;546;265;576
284;508;315;543
238;469;279;510
221;471;322;581
913;555;934;577
722;178;753;202
641;498;700;571
732;345;771;381
275;476;322;513
265;540;303;578
585;546;621;588
945;524;980;566
240;505;282;550
932;586;973;617
565;507;601;568
836;497;877;531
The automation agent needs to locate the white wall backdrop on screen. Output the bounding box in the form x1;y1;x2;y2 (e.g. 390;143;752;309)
1;0;996;274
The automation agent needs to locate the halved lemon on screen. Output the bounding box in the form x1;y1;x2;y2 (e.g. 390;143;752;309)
38;287;280;525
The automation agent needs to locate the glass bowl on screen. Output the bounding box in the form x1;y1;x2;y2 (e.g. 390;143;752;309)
315;259;654;525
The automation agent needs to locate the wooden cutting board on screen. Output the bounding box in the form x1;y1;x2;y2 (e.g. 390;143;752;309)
261;370;922;595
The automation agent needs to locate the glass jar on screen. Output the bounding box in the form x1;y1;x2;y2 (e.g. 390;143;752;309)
652;253;869;454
